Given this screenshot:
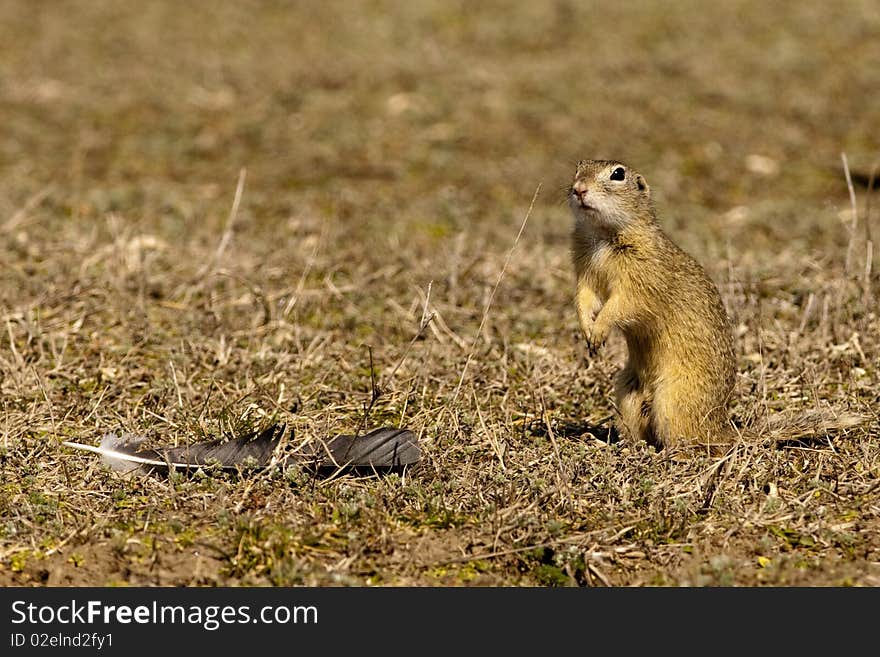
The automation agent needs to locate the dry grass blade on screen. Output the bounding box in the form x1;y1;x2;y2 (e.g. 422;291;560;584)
842;152;858;275
195;167;247;282
450;184;541;405
3;186;53;232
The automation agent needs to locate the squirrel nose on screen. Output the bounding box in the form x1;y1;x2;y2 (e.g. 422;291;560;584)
572;180;588;199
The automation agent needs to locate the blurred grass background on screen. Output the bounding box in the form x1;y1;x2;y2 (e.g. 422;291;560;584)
1;1;878;586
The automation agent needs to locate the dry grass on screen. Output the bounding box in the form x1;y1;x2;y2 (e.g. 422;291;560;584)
1;0;879;586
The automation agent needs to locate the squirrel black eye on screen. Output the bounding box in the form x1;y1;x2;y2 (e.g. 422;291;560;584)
610;167;626;181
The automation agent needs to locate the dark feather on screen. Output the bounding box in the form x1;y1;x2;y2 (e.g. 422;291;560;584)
160;424;284;469
62;424;420;475
304;427;421;469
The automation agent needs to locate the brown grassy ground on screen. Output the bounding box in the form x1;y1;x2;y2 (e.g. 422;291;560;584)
1;0;879;586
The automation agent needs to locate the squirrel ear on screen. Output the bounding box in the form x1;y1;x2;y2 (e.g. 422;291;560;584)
635;174;649;195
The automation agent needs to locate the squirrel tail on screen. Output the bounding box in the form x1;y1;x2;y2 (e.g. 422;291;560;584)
692;408;870;455
758;408;868;443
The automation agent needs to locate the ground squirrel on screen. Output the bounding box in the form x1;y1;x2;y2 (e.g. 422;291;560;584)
568;159;736;449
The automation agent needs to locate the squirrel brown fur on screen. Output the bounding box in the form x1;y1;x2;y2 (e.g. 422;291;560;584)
568;159;866;451
571;159;825;451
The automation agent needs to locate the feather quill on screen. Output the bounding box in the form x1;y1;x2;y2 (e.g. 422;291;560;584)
62;425;420;475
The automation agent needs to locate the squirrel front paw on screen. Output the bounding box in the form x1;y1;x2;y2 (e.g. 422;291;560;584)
584;326;606;356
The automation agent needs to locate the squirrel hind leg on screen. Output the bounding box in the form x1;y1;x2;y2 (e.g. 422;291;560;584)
652;411;733;455
614;370;659;447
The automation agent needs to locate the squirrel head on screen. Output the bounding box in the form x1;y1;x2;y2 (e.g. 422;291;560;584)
568;159;654;229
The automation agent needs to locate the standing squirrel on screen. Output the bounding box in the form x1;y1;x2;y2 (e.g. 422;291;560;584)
568;159;736;450
568;159;865;451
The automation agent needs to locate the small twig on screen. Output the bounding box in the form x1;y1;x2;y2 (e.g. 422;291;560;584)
473;389;505;471
2;400;9;452
211;270;272;325
5;319;24;372
587;562;612;587
385;280;435;384
282;221;327;318
865;161;877;246
334;280;438;460
353;346;381;442
797;292;815;336
841;153;858;276
33;366;58;441
196;168;247;281
3;185;53;232
359;281;437;429
541;405;568;488
864;162;877;303
756;300;769;422
169;360;184;410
